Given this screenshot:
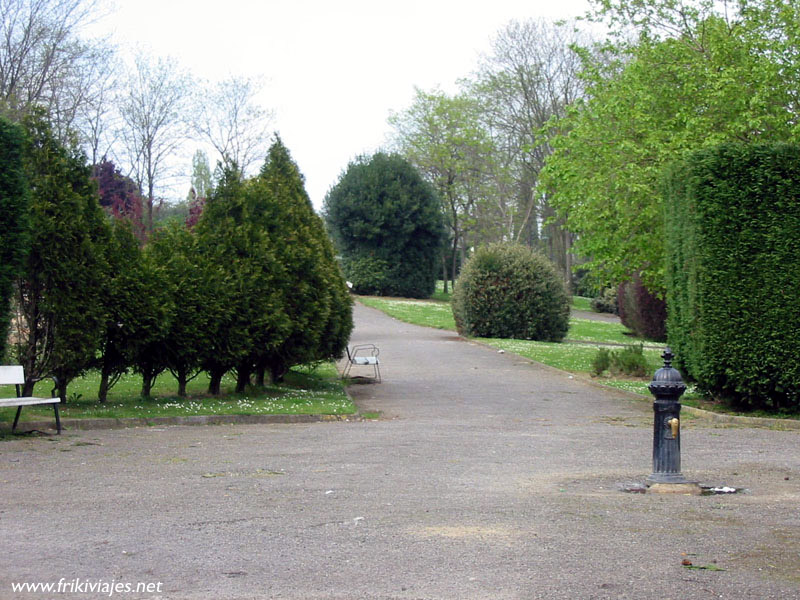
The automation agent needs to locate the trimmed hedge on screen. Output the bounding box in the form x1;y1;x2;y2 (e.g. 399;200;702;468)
617;273;667;342
663;143;800;410
452;243;570;341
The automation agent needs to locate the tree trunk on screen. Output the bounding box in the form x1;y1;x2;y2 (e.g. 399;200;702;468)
177;367;187;397
22;379;35;397
99;367;111;403
270;363;286;384
235;363;251;394
141;370;155;398
441;252;449;294
208;367;225;395
254;364;266;387
450;233;460;292
57;378;68;404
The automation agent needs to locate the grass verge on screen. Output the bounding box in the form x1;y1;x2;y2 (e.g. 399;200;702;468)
0;362;355;424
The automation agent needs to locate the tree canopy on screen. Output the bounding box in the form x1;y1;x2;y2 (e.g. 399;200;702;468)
541;0;800;290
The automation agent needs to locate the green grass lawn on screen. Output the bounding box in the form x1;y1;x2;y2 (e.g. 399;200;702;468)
0;362;355;424
572;295;592;311
479;337;663;375
358;296;457;330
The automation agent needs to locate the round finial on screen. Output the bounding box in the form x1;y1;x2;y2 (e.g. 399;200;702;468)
662;347;674;369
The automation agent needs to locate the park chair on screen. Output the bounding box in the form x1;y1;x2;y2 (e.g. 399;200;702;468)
342;344;381;383
0;366;61;434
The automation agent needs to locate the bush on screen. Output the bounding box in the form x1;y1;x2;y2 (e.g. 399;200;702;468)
590;287;618;314
452;243;570;341
610;344;649;378
663;143;800;410
592;344;649;377
341;254;391;296
617;273;667;342
591;347;611;376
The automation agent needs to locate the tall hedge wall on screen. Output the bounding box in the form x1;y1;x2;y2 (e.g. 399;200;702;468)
663;143;800;410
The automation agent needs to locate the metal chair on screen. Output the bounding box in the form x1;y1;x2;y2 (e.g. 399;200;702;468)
342;344;381;383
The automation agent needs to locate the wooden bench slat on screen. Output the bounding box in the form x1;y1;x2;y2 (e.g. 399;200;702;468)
0;397;60;408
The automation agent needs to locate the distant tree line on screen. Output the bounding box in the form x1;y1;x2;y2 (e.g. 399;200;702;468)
1;112;352;402
0;0;276;239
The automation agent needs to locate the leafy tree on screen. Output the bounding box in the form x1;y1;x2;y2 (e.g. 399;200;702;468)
389;90;492;291
0;116;29;360
0;0;114;142
13;113;109;399
189;149;213;199
92;157;145;240
324;152;444;299
471;19;588;285
192;76;274;177
541;0;800;290
185;150;212;229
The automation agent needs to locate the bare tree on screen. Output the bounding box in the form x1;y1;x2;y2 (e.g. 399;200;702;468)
472;18;589;286
192;75;274;177
78;50;122;166
119;53;191;234
0;0;112;138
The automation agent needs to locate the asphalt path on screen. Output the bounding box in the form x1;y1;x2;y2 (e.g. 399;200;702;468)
1;302;798;599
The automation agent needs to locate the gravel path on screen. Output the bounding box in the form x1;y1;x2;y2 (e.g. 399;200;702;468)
1;302;798;599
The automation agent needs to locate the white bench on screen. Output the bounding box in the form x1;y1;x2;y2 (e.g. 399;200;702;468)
0;366;61;434
342;344;381;383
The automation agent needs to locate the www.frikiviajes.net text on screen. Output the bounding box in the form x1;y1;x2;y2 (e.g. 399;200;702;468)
11;578;163;596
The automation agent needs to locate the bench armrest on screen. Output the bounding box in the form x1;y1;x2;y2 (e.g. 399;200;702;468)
350;344;379;359
29;375;60;398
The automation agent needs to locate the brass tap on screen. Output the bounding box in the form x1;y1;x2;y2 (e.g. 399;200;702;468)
667;417;680;439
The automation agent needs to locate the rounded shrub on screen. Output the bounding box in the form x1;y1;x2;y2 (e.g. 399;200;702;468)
617;273;666;342
452;243;570;341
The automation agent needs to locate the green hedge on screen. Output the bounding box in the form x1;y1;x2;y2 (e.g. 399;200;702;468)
663;143;800;410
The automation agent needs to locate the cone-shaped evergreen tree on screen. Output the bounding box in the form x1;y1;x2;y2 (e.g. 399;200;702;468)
254;137;352;382
96;219;170;402
0;117;29;361
15;113;109;399
146;222;222;396
195;164;291;394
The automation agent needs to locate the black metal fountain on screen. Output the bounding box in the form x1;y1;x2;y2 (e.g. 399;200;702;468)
646;348;701;494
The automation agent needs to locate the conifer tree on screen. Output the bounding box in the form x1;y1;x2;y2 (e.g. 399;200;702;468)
255;138;352;382
0;117;29;361
96;219;169;402
195;165;289;394
14;113;109;399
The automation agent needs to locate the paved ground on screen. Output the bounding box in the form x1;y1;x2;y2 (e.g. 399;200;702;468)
1;302;799;599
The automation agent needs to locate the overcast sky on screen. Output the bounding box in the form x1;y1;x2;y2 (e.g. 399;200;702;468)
93;0;592;209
